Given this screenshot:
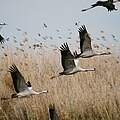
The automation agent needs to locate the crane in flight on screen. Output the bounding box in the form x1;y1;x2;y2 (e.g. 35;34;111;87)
50;43;95;79
81;0;119;12
9;64;48;98
73;25;111;58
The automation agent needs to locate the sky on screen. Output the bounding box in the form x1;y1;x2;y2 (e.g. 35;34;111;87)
0;0;120;53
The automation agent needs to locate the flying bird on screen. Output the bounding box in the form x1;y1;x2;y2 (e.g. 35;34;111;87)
0;23;7;25
73;25;111;58
0;34;5;44
49;104;59;120
43;23;47;28
9;64;48;98
59;43;95;75
81;0;118;12
51;43;95;79
38;33;41;37
16;28;21;31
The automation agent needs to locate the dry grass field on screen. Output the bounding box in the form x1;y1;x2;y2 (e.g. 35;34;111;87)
0;43;120;120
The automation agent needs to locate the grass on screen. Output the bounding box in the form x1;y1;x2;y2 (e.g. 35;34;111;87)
0;43;120;120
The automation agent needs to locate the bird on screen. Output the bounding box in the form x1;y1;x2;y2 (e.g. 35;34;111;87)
49;104;59;120
81;0;118;12
0;34;5;44
16;28;21;31
43;23;47;28
0;23;7;25
73;25;111;58
9;64;48;98
60;43;95;75
50;43;95;79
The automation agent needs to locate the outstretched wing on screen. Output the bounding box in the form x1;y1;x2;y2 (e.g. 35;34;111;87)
9;64;28;93
0;35;5;44
60;43;76;71
78;25;92;53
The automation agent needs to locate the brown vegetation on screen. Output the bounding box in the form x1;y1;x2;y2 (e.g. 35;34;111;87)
0;46;120;120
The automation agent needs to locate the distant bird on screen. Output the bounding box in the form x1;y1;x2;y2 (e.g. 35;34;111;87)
0;34;5;44
49;104;59;120
9;64;48;98
0;23;7;25
56;29;60;32
75;21;80;27
58;36;62;39
49;36;53;40
16;28;21;31
75;22;78;26
73;25;111;58
67;37;71;40
38;33;41;37
81;0;118;12
50;43;95;79
43;23;47;28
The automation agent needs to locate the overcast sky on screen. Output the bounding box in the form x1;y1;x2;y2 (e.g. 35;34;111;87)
0;0;120;50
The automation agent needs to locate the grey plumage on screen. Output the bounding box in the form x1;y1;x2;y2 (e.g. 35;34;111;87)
59;43;95;75
60;43;76;75
9;64;28;93
9;64;48;98
74;25;111;58
79;25;92;54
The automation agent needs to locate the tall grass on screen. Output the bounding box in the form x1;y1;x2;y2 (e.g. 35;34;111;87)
0;44;120;120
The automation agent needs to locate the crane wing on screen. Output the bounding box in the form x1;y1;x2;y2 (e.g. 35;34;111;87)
60;43;76;71
78;25;92;53
9;64;28;93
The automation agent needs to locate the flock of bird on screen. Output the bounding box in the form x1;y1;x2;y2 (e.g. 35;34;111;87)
0;0;119;119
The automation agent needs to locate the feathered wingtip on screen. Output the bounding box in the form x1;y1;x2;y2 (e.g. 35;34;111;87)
8;64;18;73
59;42;69;52
0;35;5;44
78;25;87;33
73;50;81;59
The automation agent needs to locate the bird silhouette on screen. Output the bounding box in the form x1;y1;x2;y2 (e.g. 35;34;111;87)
81;0;118;12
